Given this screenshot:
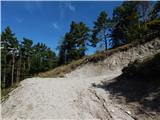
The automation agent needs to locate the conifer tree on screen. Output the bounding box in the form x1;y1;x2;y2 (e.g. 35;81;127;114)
91;11;109;50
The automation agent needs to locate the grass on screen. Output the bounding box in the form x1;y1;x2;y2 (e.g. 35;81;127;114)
37;36;160;78
1;83;19;102
37;58;86;77
37;44;131;77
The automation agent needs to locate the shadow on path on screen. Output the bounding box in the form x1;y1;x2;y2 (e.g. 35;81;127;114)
94;54;160;115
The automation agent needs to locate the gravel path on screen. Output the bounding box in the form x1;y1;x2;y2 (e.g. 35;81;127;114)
1;68;134;120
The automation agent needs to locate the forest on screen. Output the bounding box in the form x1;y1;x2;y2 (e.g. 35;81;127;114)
1;1;160;89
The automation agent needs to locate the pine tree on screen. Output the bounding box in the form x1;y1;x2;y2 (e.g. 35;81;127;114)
111;2;140;46
21;38;33;72
149;1;160;20
1;26;19;87
58;21;90;65
91;11;109;50
1;26;57;89
30;42;57;73
58;40;66;65
70;21;90;58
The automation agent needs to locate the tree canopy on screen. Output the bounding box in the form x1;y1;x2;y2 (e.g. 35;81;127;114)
1;26;57;88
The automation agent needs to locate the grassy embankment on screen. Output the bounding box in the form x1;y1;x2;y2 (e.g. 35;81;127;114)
37;35;159;78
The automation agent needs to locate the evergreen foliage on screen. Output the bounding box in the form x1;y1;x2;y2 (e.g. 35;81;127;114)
1;27;57;89
58;21;89;65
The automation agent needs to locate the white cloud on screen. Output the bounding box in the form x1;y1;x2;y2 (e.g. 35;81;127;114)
58;2;76;19
68;3;75;12
52;22;59;29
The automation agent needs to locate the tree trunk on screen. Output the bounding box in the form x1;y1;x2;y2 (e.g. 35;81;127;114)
16;65;19;83
104;29;108;50
11;54;15;86
16;56;21;83
28;56;30;71
104;35;108;50
23;59;26;79
3;54;6;88
19;54;22;80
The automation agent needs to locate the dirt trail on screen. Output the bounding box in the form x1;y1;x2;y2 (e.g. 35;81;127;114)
2;69;134;120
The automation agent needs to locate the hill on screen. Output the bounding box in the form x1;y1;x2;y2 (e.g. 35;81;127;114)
38;35;160;78
2;36;160;120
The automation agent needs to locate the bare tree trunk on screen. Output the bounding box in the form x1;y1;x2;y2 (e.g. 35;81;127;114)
19;54;21;80
16;53;22;83
16;67;19;83
104;37;107;50
28;56;30;71
11;54;15;86
23;58;26;78
16;59;20;83
3;54;6;88
23;61;26;70
104;29;108;50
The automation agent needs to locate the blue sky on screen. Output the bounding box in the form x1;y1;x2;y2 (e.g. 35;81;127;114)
1;1;122;55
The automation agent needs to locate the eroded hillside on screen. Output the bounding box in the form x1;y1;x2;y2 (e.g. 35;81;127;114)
2;37;160;120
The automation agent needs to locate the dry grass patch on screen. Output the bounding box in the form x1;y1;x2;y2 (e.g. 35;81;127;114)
1;83;19;102
37;36;159;78
37;58;86;77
